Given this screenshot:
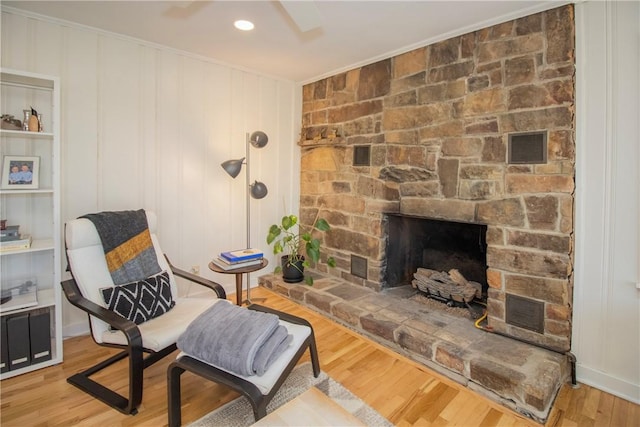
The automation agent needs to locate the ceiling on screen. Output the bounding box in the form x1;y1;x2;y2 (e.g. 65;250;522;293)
3;1;568;83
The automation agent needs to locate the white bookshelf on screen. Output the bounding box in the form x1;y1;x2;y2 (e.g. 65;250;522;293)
1;68;62;379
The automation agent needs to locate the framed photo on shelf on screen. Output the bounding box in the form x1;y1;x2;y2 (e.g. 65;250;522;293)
1;156;40;189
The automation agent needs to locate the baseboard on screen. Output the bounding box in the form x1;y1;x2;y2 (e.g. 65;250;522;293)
577;363;640;404
63;321;90;338
183;286;236;298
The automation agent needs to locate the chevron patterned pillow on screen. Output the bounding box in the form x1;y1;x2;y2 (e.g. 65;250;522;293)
100;270;175;325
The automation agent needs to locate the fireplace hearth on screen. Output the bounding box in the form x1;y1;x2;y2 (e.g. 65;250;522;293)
259;273;570;423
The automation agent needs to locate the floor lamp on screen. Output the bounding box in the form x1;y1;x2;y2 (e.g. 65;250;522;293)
221;131;268;303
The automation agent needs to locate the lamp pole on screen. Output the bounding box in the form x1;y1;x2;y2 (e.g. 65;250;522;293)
245;132;252;303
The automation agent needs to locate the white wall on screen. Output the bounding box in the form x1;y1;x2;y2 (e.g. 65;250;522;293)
1;8;301;337
573;1;639;404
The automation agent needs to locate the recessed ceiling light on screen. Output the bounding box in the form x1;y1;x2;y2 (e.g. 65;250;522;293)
234;20;254;31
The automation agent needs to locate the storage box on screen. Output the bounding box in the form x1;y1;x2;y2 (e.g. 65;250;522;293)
29;309;51;364
7;313;30;370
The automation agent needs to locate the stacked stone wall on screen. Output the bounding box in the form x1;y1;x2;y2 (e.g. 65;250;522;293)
299;5;575;351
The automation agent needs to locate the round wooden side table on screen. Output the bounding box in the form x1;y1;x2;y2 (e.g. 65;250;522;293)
208;258;268;306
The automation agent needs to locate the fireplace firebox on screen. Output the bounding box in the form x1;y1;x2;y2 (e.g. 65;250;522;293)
383;215;488;296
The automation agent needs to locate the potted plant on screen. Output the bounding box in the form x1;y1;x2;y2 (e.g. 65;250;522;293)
266;213;336;285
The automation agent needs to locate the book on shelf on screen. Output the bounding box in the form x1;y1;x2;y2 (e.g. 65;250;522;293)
0;234;31;252
211;257;262;271
220;248;264;263
0;225;20;241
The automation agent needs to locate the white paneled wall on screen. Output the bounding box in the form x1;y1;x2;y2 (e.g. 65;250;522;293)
574;1;640;404
1;8;299;336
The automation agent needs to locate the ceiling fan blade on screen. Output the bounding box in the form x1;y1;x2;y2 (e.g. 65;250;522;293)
279;0;323;32
163;1;210;20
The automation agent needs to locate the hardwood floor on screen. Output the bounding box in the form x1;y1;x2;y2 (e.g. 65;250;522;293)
1;287;637;426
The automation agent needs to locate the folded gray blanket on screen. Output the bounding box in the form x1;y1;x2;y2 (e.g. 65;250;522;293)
177;302;293;376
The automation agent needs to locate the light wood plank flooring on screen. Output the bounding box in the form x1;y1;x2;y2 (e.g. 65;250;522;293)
1;287;637;426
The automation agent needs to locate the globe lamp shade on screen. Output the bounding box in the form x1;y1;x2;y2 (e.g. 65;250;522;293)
249;131;268;148
250;181;268;199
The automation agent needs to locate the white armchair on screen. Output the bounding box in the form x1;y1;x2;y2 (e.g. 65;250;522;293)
62;210;227;415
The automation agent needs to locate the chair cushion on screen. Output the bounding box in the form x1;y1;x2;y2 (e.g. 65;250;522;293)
176;319;312;395
101;296;222;351
100;271;175;325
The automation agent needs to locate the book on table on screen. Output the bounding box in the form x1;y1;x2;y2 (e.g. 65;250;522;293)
220;248;263;263
215;255;264;266
211;257;262;271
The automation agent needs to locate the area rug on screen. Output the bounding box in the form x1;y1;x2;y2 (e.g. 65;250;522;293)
188;362;393;426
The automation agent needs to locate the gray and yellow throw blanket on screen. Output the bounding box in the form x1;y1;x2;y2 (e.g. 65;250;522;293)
177;302;293;377
81;209;161;285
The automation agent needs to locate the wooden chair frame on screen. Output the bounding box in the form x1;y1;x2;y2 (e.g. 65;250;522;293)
61;258;226;415
167;304;320;427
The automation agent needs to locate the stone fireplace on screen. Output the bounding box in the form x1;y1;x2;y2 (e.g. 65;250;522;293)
298;5;575;354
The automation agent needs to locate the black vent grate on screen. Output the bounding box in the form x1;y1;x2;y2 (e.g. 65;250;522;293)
353;145;371;166
350;255;368;279
506;294;544;333
508;131;547;164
